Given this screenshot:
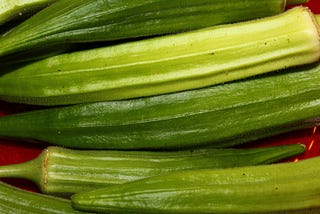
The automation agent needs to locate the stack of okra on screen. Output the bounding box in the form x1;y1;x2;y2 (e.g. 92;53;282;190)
1;0;320;213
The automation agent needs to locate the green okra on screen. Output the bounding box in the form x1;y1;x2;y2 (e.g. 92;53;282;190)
0;0;302;63
1;60;320;149
71;156;320;214
0;182;86;214
0;145;305;196
286;0;309;5
0;0;57;26
0;6;319;105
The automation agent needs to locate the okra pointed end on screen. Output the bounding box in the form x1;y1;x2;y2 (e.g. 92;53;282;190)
258;143;306;164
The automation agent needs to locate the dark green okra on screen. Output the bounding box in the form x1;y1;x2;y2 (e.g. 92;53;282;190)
71;156;320;214
0;144;305;196
2;61;320;149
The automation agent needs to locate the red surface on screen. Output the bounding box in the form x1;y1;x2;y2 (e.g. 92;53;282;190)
304;0;320;13
0;0;320;192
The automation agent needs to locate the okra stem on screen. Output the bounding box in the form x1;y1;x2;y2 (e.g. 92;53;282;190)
0;145;306;196
0;151;45;189
0;159;37;179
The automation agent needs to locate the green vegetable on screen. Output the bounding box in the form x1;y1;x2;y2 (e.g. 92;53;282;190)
0;0;301;63
0;145;305;196
1;59;320;149
316;14;320;23
1;6;320;105
71;156;320;214
286;0;309;5
0;0;57;26
265;208;320;214
0;181;85;214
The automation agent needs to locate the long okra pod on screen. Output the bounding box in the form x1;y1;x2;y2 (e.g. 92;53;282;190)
1;58;320;149
0;0;302;63
0;145;305;196
0;6;319;105
71;156;320;214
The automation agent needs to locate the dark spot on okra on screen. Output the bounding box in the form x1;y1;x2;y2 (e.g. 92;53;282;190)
57;69;61;72
66;38;71;43
275;187;279;190
242;173;246;176
209;52;215;55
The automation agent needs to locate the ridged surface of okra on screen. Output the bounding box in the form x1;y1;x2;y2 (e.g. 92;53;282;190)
71;156;320;213
0;182;86;213
0;0;57;26
0;144;305;196
0;0;292;63
1;60;320;149
0;6;320;105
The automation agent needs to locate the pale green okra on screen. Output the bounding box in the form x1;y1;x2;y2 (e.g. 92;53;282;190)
0;6;319;105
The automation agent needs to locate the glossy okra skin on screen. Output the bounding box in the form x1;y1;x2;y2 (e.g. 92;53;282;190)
1;6;320;105
0;0;57;26
316;14;320;23
0;0;291;63
286;0;309;4
0;182;86;214
2;61;320;149
0;144;305;196
71;156;320;214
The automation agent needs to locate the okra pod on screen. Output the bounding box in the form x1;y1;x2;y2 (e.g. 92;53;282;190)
0;0;301;63
1;59;320;149
0;145;305;196
1;7;319;105
0;182;86;213
71;156;320;213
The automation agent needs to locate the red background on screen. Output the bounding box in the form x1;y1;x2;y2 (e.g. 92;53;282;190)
0;0;320;192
